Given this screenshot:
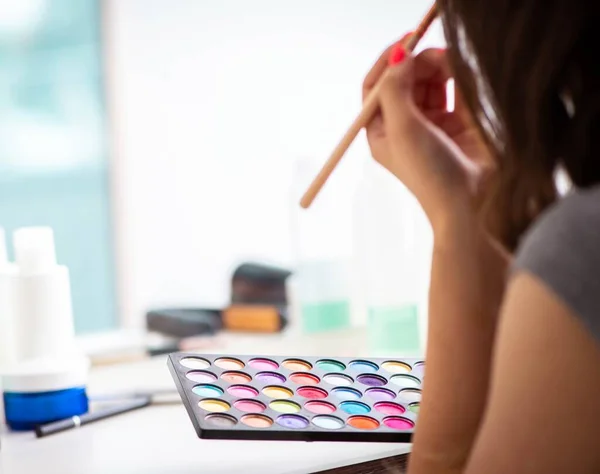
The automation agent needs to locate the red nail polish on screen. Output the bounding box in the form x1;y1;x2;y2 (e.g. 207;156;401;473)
389;44;406;66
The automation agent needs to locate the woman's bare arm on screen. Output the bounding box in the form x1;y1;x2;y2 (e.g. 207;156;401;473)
464;271;600;473
408;212;509;474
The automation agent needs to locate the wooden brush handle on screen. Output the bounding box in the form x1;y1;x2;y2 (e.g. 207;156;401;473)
299;4;437;209
299;74;388;208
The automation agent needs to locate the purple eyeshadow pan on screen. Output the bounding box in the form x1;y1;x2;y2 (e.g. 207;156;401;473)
365;388;396;401
411;361;425;378
186;370;217;383
357;374;387;387
276;414;310;429
255;371;286;384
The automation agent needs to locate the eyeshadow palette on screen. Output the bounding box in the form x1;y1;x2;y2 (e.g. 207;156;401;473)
168;353;424;442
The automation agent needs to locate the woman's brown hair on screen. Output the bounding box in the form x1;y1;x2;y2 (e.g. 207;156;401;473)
437;0;600;250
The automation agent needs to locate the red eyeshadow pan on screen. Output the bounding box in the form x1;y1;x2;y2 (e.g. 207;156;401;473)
296;386;328;399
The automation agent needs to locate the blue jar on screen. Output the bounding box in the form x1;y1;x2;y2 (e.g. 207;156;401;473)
1;357;90;431
4;387;88;431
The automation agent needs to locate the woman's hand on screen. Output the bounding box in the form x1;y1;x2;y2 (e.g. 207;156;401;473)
363;40;493;231
363;40;512;474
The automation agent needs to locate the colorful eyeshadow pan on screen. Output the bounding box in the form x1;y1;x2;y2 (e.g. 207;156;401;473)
186;371;217;383
411;361;425;378
241;414;273;428
262;386;293;399
316;359;346;372
277;414;309;429
390;374;421;389
383;417;415;430
256;371;286;384
323;374;353;386
205;414;237;427
349;360;379;372
198;399;230;412
312;415;345;430
233;399;266;413
340;401;371;415
221;371;252;384
381;361;411;374
214;358;245;370
365;388;396;401
248;358;279;370
347;416;379;430
399;389;422;403
304;401;336;415
296;387;328;399
180;357;211;370
192;384;224;397
227;385;259;398
357;374;387;387
282;359;312;371
170;353;422;443
290;373;320;385
374;402;405;416
332;387;362;400
270;400;301;414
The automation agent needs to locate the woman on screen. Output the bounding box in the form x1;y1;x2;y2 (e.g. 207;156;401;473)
364;1;600;473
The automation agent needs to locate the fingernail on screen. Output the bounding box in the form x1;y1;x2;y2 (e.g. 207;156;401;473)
389;43;406;66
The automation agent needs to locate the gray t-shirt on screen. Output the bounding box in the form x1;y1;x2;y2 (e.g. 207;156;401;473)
514;185;600;341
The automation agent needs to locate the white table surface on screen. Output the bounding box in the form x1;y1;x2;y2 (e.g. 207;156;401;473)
0;330;413;474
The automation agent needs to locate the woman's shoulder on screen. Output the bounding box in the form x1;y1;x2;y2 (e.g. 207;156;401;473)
514;184;600;340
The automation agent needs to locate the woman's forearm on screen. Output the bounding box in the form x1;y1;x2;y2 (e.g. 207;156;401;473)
408;212;510;474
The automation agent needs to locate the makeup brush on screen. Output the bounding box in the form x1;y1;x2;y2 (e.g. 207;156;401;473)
299;4;438;209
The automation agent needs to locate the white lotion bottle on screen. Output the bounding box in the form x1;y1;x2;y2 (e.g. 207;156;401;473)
12;227;76;361
0;228;17;370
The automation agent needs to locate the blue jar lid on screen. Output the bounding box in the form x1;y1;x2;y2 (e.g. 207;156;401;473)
4;386;89;431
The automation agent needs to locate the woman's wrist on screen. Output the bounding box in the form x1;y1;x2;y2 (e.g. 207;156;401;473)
430;201;510;320
430;200;479;248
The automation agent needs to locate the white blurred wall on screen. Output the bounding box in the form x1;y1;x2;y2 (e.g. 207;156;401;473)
104;0;444;328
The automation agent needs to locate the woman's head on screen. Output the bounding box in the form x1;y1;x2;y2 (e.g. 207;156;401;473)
437;0;600;249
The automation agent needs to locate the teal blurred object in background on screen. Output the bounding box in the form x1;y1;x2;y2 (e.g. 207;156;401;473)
0;0;117;333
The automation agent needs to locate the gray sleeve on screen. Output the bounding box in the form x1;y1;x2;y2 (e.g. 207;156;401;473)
513;186;600;342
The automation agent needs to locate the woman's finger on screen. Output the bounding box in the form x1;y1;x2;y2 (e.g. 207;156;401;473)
413;49;451;81
412;48;452;111
378;56;423;137
362;33;413;102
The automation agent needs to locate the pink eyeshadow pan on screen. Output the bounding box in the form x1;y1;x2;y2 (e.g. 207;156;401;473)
290;373;320;385
233;399;267;413
383;417;415;430
248;358;279;370
374;402;405;416
227;385;259;398
304;401;336;415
